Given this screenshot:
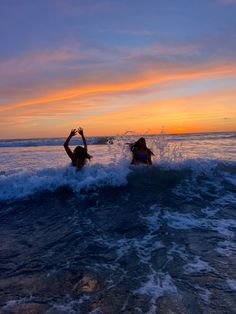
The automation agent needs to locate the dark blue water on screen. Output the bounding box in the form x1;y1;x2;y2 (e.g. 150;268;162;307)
0;133;236;313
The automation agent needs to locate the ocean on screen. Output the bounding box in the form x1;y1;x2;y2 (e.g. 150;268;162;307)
0;132;236;313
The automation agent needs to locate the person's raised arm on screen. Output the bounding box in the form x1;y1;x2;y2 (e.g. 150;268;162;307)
78;128;87;152
63;129;76;160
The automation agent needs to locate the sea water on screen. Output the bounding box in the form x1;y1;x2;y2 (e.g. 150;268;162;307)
0;132;236;313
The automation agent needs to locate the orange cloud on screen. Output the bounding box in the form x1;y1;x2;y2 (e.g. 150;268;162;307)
1;56;236;138
1;85;235;138
1;60;236;114
74;87;236;135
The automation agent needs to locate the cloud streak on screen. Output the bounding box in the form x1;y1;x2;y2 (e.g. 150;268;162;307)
1;59;236;113
2;83;235;137
76;86;236;134
0;48;78;77
0;0;236;137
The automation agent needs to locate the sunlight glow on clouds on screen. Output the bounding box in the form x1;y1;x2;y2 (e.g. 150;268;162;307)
0;0;236;138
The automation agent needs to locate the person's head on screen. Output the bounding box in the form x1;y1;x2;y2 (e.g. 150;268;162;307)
136;137;147;148
130;137;154;155
131;137;147;151
73;146;91;162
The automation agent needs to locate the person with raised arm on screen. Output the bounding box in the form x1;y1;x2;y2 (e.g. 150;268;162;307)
63;127;92;169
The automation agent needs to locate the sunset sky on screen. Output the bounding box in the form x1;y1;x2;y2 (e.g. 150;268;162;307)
0;0;236;138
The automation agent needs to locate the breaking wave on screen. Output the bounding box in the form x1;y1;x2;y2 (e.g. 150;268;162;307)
0;136;111;148
0;157;235;202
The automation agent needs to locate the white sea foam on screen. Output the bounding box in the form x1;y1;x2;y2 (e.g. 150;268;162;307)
142;204;162;233
216;240;236;256
164;211;236;238
167;243;189;262
211;219;236;238
136;271;177;313
95;231;164;267
137;271;177;296
46;296;90;314
201;206;219;217
226;279;236;292
0;137;109;147
184;256;214;274
195;285;211;303
1;132;236;203
223;173;236;187
212;193;236;207
164;212;200;230
2;296;35;310
0;161;130;201
133;235;164;264
46;303;77;314
89;309;104;314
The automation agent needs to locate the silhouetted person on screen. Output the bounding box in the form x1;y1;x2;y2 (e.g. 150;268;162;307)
130;137;154;165
64;127;91;169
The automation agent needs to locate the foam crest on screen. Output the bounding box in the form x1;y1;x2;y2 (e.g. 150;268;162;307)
184;256;215;274
137;271;177;296
167;243;189;262
216;240;236;256
164;212;201;230
46;296;90;314
201;206;219;217
194;285;211;303
0;136;110;147
0;161;130;201
226;279;236;292
142;204;162;233
164;211;236;238
136;271;177;313
2;298;32;310
112;132;236;173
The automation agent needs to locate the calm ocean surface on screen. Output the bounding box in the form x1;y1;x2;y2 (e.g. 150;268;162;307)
0;132;236;313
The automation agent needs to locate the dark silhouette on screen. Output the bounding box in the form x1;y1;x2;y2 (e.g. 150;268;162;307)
64;128;92;169
130;137;154;165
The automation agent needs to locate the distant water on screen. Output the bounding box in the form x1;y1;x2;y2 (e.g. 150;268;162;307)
0;132;236;313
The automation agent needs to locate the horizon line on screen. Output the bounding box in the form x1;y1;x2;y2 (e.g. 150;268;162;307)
0;130;235;141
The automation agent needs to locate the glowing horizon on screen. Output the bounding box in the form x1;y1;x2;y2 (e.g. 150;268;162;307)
0;0;236;139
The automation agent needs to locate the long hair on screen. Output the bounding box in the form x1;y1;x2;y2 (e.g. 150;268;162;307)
73;146;92;161
130;137;154;155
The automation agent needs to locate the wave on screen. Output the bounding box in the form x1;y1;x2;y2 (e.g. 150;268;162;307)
0;161;130;201
1;158;236;202
0;137;112;148
163;133;236;142
1;132;236;148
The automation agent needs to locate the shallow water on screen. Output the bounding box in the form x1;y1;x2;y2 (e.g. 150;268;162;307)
0;133;236;313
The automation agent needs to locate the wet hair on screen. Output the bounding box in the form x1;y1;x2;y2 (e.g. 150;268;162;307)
73;146;92;160
130;137;154;155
